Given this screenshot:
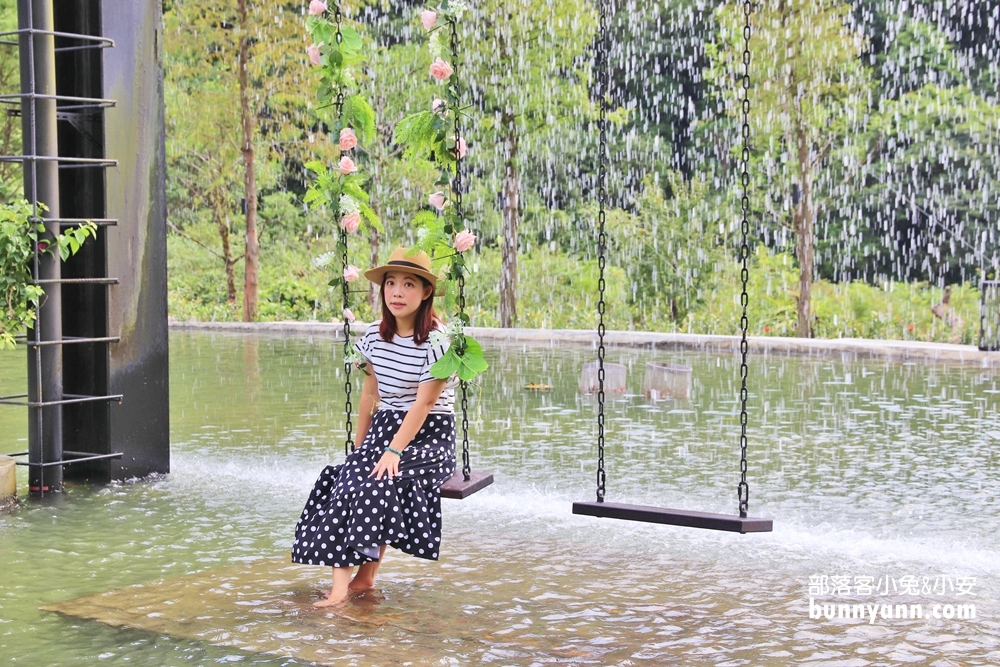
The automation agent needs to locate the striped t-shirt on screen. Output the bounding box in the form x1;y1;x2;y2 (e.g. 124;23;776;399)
354;321;455;414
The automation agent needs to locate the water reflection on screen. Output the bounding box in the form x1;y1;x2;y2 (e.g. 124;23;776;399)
0;331;998;665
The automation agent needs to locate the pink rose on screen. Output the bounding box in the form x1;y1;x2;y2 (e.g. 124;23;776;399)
308;0;327;15
343;265;361;282
341;212;361;233
453;229;476;253
428;192;446;210
432;98;446;113
339;128;358;151
455;136;467;159
307;44;321;66
420;10;437;30
338;156;356;174
343;308;356;323
429;58;453;82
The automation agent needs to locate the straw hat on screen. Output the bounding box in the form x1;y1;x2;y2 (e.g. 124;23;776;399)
364;247;438;289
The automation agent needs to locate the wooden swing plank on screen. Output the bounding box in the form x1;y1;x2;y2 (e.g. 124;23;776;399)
440;471;494;499
572;501;773;534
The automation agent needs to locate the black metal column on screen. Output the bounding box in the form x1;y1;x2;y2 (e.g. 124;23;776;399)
19;0;64;493
56;0;113;484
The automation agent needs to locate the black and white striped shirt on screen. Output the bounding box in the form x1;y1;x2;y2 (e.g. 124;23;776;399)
354;321;454;414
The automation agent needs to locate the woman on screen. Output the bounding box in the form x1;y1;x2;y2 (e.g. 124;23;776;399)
291;248;456;607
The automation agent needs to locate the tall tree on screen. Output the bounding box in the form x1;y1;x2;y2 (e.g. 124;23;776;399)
237;0;259;321
710;0;870;337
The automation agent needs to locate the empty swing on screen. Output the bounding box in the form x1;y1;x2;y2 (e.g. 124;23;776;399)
572;0;772;534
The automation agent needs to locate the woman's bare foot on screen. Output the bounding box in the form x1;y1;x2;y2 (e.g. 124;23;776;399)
348;546;386;593
313;588;350;607
314;566;354;607
348;576;375;593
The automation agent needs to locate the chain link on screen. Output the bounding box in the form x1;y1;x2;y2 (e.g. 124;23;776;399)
334;4;352;457
450;17;472;481
737;0;753;518
595;0;609;503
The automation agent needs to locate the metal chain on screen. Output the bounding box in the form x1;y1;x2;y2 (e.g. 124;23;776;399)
334;4;352;457
450;17;471;481
595;0;609;503
737;0;753;518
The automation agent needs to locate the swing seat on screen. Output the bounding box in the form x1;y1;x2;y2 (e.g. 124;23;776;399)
572;501;772;534
440;470;494;499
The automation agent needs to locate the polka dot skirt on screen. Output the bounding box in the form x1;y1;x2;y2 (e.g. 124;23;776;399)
291;410;456;568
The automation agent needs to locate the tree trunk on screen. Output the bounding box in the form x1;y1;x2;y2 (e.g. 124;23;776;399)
213;200;237;305
794;122;814;338
238;0;259;322
498;116;519;328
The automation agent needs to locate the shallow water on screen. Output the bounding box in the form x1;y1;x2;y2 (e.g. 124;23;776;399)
1;331;999;665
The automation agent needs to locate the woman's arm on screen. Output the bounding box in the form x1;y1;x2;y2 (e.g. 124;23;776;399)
369;378;448;480
354;370;380;450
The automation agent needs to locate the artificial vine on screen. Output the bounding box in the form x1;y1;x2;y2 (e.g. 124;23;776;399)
396;1;488;382
303;0;383;292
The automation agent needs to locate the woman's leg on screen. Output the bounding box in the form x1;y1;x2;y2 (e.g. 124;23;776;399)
314;566;354;607
349;545;387;592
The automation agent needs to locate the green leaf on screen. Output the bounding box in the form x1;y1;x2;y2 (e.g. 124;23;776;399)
304;160;326;175
429;348;462;380
339;26;363;53
312;22;333;47
447;337;487;382
342;95;376;145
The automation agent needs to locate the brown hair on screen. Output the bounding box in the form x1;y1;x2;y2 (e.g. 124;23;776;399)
378;275;440;345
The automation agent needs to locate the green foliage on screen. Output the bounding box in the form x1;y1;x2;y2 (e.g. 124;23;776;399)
342;94;377;146
462;246;631;330
1;200;97;348
161;0;998;350
606;173;726;326
430;336;488;382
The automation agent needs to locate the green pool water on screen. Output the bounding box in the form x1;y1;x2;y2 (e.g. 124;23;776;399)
1;331;998;665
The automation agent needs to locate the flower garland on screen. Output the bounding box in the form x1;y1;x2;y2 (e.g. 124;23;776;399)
303;0;382;296
303;1;382;382
395;2;487;382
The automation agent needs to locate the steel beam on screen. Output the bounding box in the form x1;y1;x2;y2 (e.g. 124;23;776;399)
19;0;63;494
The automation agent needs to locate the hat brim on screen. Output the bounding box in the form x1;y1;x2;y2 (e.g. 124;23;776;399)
364;261;438;289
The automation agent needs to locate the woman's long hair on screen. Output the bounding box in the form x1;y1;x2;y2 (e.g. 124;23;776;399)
378;275;439;345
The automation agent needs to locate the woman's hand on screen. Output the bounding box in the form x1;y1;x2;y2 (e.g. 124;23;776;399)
370;450;401;480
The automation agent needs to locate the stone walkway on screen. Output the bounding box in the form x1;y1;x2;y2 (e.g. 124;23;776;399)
169;320;1000;367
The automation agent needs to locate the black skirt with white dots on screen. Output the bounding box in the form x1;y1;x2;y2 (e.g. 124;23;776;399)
291;410;456;568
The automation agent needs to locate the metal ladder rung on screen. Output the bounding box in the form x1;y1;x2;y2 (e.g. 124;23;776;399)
18;336;121;347
0;155;117;167
34;218;117;227
17;451;124;468
0;28;115;48
0;393;123;408
0;92;116;106
31;277;119;286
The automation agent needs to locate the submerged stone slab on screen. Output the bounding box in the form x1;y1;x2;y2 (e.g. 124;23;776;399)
42;558;466;665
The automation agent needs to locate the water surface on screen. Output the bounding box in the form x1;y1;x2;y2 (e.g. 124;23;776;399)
1;331;998;665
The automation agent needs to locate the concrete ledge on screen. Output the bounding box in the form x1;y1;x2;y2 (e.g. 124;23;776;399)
168;320;1000;367
0;455;15;508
